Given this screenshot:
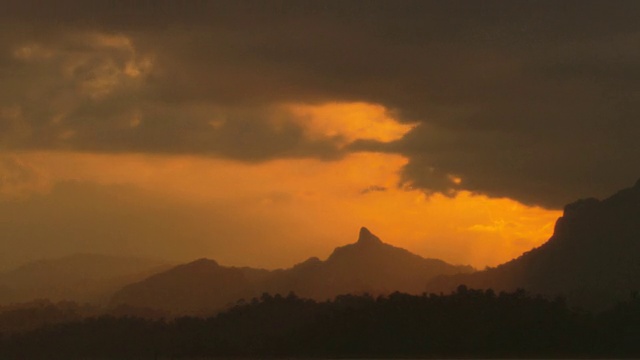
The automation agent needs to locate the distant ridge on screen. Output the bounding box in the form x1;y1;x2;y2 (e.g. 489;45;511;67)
427;179;640;310
110;228;474;315
0;254;170;305
110;258;271;314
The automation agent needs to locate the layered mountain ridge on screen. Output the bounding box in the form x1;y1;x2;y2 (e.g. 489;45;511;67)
7;180;640;314
110;227;474;315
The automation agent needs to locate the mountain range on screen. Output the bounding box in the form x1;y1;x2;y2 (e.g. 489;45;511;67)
110;227;474;315
5;179;640;313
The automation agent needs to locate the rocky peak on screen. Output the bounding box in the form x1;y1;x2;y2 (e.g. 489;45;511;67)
357;227;383;245
562;197;600;219
552;179;640;242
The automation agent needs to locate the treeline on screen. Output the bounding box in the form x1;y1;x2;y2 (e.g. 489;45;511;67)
0;300;96;334
1;286;640;358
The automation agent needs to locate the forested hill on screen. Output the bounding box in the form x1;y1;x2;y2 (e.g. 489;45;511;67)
3;288;640;359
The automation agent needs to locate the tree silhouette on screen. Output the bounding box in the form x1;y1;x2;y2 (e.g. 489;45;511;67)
2;289;640;358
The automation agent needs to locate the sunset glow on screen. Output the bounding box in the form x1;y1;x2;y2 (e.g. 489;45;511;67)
2;149;560;270
287;102;415;144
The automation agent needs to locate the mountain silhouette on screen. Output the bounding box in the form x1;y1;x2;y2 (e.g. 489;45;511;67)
110;228;473;314
262;227;473;299
427;179;640;309
0;254;170;305
110;259;271;315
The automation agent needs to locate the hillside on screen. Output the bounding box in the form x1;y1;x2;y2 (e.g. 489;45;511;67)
427;180;640;309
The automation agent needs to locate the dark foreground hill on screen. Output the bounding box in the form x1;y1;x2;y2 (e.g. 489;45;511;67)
4;289;640;359
110;227;473;314
427;179;640;310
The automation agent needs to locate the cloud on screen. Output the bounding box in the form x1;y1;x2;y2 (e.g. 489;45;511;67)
0;155;50;199
2;1;640;206
0;25;345;160
360;185;387;195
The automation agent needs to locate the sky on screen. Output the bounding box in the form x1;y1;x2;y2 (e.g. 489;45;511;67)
1;0;639;271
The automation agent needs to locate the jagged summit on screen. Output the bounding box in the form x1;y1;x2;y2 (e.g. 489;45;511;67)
357;227;383;245
326;227;389;262
111;226;473;314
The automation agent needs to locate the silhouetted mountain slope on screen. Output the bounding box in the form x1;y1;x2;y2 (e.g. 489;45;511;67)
0;254;170;305
110;259;271;314
263;227;473;299
111;228;473;314
427;180;640;309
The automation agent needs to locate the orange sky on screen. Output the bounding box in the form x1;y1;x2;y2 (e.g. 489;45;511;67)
1;102;561;270
3;2;640;272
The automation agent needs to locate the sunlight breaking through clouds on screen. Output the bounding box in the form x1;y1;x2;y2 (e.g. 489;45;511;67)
286;102;416;145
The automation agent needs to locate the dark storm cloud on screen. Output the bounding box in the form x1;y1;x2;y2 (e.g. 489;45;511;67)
2;0;640;207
